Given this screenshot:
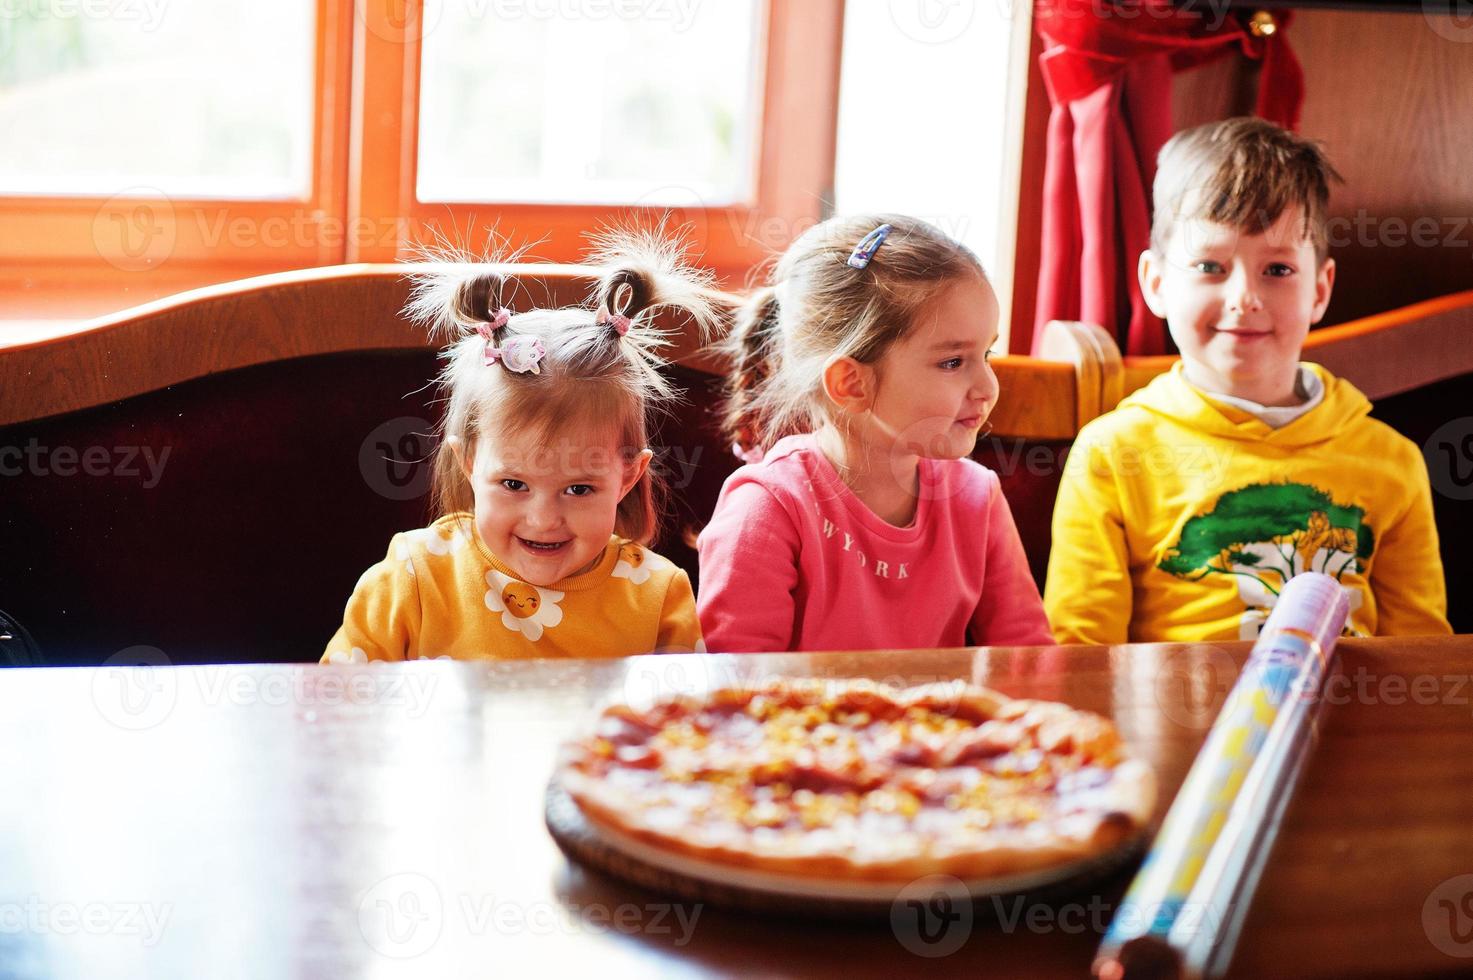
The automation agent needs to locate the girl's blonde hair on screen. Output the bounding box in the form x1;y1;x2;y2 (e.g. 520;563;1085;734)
721;213;986;456
408;231;718;544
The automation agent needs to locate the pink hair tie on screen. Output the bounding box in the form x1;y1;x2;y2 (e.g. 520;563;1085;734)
474;306;512;342
595;302;631;337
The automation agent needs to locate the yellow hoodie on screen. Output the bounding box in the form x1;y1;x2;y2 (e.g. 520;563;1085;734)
1044;363;1451;643
322;514;703;662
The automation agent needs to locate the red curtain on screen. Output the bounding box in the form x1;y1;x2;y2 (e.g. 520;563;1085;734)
1030;0;1305;356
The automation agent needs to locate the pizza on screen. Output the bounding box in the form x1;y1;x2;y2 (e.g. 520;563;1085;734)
554;678;1155;885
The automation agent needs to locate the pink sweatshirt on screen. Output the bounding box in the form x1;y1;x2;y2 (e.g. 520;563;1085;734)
696;434;1054;652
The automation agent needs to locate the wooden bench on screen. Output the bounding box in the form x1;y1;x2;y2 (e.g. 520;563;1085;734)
0;265;1106;665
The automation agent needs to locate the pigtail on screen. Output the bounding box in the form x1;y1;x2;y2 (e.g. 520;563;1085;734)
720;286;782;457
582;225;727;544
404;259;517;344
401;256;523;532
451;271;512;329
588;226;721;340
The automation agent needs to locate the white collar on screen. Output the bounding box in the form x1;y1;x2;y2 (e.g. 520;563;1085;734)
1197;366;1324;429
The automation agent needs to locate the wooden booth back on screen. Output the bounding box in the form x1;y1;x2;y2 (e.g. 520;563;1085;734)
0;266;1108;665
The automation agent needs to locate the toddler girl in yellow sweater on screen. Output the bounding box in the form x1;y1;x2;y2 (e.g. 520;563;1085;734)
323;236;712;662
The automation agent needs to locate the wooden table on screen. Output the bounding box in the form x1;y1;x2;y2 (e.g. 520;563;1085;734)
1;637;1469;979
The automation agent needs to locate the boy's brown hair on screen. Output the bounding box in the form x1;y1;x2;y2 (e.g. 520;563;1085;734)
1151;117;1342;263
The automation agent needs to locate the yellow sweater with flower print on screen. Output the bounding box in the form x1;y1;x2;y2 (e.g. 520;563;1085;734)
1044;363;1451;643
322;514;703;662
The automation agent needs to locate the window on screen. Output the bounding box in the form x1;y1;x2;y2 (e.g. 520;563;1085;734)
417;0;761;207
0;2;316;198
833;0;1033;347
0;0;350;307
0;0;844;317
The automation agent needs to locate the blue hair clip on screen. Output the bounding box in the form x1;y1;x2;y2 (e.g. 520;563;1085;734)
846;223;892;270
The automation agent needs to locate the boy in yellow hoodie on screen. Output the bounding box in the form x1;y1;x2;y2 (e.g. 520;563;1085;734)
1044;118;1450;642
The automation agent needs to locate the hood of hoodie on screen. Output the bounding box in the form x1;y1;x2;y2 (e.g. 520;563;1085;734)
1119;362;1372;448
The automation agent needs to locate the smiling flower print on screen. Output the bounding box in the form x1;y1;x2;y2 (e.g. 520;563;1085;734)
611;542;671;586
484;570;565;641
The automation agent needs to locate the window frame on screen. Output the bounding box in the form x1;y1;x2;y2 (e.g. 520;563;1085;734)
348;0;843;278
0;0;844;303
0;0;356;294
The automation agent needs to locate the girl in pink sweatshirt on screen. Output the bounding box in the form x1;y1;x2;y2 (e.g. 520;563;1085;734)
696;214;1054;653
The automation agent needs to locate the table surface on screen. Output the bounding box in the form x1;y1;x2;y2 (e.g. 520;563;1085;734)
1;636;1470;980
